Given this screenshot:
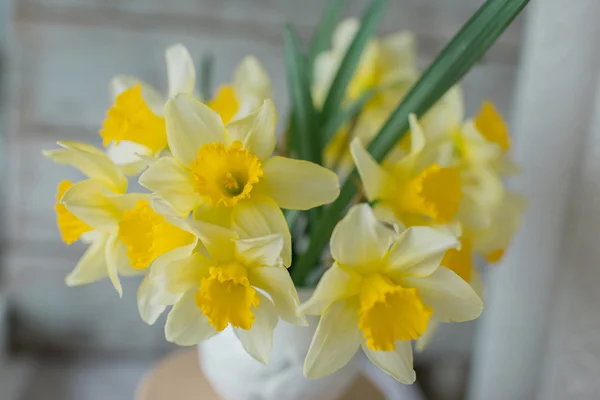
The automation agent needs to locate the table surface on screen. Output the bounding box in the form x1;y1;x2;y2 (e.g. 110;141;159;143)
135;349;385;400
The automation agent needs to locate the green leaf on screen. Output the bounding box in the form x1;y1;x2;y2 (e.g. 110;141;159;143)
319;0;388;127
283;24;321;165
308;0;347;65
323;88;374;143
292;0;530;285
198;53;213;102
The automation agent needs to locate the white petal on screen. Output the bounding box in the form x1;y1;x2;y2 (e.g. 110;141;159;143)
165;94;226;165
304;299;361;379
225;99;277;161
137;274;167;325
362;340;415;384
332;19;359;54
248;266;306;326
350;139;396;202
65;233;109;286
234;234;283;267
44;141;127;193
106;140;154;175
138;157;200;216
301;263;361;315
330;204;396;268
386;226;459;278
233;293;278;364
166;44;196;97
402;266;484;323
108;75;165;114
232;195;292;267
165;290;217;346
255;157;340;210
233;56;272;107
105;234;126;297
61;179;121;232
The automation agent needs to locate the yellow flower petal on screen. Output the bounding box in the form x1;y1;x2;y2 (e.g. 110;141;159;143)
255;156;340;210
60;179;122;232
441;237;474;282
401;266;483;323
304;299;361;379
55;180;94;244
43;141;128;193
104;234;127;297
165;290;217;346
225;99;277;161
100;84;167;154
162;252;211;295
248;265;307;326
231;195;292;267
196;262;260;331
386;226;459;278
108;76;165;113
362;340;415;384
358;274;431;351
65;233;109;287
234;234;283;267
139;157;200;216
475;101;510;151
182;219;238;263
165;44;196;97
350;138;397;202
233;293;278;364
301;263;361;316
137;273;167;326
330;204;396;269
165;94;226;165
209;85;239;124
233;56;272;111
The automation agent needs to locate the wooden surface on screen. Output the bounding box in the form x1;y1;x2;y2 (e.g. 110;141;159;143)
135;350;385;400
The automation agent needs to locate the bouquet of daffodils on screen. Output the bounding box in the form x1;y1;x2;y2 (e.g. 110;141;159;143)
44;0;527;384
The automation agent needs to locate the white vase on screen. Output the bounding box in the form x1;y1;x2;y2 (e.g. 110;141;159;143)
197;290;361;400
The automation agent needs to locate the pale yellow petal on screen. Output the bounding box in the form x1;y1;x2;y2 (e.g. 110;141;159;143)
402;266;483;323
304;299;361;379
255;156;340;210
330;204;396;268
234;234;283;268
149;242;198;304
181;219;237;263
231;195;291;267
421;85;464;142
166;44;196;97
165;290;217;346
165;94;226;165
61;179;121;232
105;234;125;297
137;273;167;325
108;75;165;114
138;157;201;216
65;233;109;287
332;19;359;54
362;340;415;384
247;265;306;326
43;141;127;193
233;293;278;364
106;141;154;176
386;226;459;278
350;139;396;202
233;56;272;111
225;99;277;161
301;263;361;316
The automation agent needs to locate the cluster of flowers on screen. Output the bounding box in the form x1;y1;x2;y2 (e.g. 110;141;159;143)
45;20;523;384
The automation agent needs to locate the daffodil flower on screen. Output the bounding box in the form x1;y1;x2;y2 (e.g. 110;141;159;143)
301;204;483;383
102;44;272;176
139;95;340;266
350;115;462;226
146;209;306;364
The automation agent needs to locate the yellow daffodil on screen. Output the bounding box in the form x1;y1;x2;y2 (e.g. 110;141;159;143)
103;45;272;176
350;115;462;226
301;204;482;382
139;95;340;266
145;209;306;364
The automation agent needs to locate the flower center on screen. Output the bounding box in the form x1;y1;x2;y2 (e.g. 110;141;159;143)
100;84;167;153
118;200;195;270
400;164;462;223
195;262;260;331
189;141;263;207
209;85;239;124
475;101;510;151
55;180;93;245
442;237;473;282
358;274;431;352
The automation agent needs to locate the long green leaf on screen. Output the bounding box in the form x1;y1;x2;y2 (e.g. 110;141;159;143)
292;0;530;285
308;0;347;65
319;0;388;127
283;25;321;165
